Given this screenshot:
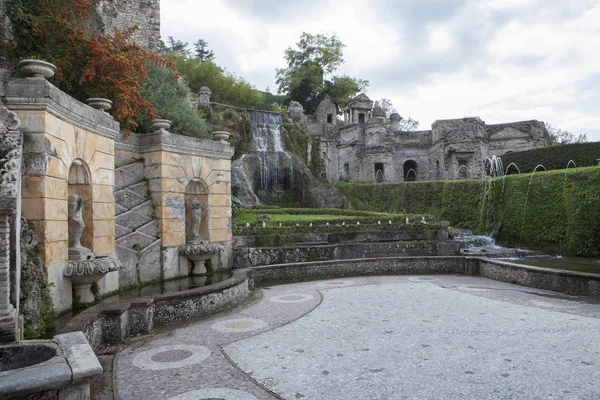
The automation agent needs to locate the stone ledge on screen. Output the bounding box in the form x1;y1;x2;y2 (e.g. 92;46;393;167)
139;131;234;159
3;78;119;139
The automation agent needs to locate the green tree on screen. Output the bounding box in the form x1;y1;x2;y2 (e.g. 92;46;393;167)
165;36;190;57
139;66;209;138
276;32;368;114
194;39;215;63
545;122;587;145
376;98;420;131
172;54;263;108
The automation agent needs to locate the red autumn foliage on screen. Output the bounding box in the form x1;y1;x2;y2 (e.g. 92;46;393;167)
6;0;174;133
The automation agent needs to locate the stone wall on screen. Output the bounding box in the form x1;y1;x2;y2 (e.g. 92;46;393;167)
97;0;161;50
115;129;234;285
4;78;119;311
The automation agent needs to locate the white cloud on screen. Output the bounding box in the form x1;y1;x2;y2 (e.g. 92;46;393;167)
161;0;600;141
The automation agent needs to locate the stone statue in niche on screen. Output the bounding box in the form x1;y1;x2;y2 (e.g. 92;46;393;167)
188;198;206;244
68;194;91;260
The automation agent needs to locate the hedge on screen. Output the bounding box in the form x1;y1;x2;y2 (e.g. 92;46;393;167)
501;142;600;174
335;167;600;257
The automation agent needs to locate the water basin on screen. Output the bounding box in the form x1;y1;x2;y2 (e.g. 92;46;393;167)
508;257;600;275
0;343;57;372
117;272;233;300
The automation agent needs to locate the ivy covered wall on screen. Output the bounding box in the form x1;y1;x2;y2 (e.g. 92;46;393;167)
335;167;600;256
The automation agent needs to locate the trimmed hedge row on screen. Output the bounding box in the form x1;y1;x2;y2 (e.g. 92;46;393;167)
501;142;600;174
335;167;600;256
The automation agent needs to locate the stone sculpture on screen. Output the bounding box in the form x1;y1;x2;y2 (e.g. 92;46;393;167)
189;198;204;244
68;194;91;260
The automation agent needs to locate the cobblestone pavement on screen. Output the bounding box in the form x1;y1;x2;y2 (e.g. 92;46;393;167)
115;275;600;399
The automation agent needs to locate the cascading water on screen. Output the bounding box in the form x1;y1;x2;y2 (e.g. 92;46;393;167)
246;110;288;193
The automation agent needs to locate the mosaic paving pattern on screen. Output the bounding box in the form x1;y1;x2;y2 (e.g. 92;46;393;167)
211;318;268;333
132;344;210;370
268;294;314;303
116;275;600;400
167;388;259;400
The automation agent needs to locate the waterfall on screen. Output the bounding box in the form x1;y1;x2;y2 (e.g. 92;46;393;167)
245;110;293;198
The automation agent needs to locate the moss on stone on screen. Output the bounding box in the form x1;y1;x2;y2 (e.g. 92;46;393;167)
335;167;600;256
20;218;56;339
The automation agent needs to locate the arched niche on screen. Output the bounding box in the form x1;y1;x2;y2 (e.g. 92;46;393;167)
404;160;418;181
185;179;209;242
68;160;93;251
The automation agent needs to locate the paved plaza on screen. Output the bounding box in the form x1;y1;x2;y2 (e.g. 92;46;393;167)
115;275;600;399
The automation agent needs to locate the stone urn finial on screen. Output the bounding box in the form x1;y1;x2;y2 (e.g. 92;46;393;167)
18;59;56;79
213;130;230;144
151;118;172;134
198;86;212;104
87;98;112;113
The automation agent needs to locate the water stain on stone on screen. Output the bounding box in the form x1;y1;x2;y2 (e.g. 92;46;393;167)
370;368;383;373
581;361;594;365
322;370;330;375
501;373;510;378
295;393;305;398
421;344;431;348
294;349;305;353
504;359;512;362
465;371;475;375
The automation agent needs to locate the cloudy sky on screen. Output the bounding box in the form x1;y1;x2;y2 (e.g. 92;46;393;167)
162;0;600;141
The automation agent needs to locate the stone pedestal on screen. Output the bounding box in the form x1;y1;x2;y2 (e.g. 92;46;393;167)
179;243;225;275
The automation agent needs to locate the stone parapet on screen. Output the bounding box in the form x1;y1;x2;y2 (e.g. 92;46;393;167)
138;131;234;160
3;78;119;139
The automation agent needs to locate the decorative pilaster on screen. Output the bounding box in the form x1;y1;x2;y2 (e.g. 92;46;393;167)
0;104;22;342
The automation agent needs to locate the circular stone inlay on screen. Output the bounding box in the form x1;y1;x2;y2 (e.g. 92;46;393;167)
151;349;193;363
132;345;210;370
211;318;268;333
409;276;437;282
269;294;314;303
322;281;352;286
167;388;258;400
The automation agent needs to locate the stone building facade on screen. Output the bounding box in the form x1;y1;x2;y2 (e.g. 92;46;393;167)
307;94;550;182
96;0;161;50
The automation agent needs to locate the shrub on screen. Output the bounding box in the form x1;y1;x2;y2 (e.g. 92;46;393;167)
139;66;210;137
501;142;600;174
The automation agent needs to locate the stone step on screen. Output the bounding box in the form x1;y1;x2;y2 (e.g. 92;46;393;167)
116;231;158;251
114;162;144;190
115;153;142;168
115;209;154;232
128;182;149;199
137;220;159;238
115;203;128;216
115;223;133;240
114;187;147;211
131;200;155;219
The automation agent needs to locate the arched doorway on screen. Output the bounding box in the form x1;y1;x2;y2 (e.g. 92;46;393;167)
403;160;418;181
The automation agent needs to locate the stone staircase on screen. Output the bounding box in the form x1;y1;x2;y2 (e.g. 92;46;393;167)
114;158;162;286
